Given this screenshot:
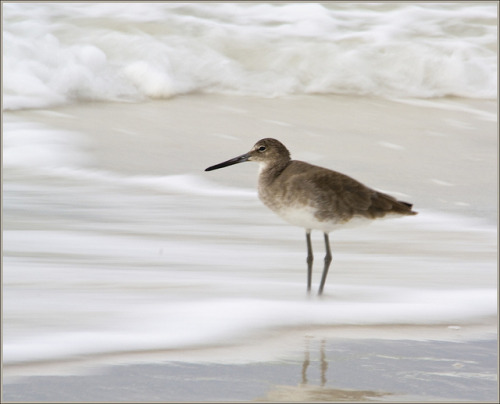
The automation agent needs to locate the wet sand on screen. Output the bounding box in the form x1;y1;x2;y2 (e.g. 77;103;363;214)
3;94;497;402
3;337;497;402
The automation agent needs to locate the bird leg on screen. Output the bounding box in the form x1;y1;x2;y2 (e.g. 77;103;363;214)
305;230;313;292
318;232;332;295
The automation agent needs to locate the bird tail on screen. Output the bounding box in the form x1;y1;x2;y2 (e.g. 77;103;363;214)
369;192;418;217
394;200;418;215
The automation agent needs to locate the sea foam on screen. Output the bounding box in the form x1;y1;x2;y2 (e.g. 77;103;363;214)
3;2;497;110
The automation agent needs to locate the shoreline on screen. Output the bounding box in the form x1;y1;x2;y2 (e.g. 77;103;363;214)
4;320;496;379
3;328;497;402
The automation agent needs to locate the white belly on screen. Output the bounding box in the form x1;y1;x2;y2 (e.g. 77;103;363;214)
271;204;373;233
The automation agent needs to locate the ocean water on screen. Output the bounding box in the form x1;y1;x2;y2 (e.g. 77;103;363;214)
3;114;497;368
2;2;498;374
3;2;497;110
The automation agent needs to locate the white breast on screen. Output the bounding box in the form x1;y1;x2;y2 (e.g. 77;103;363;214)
272;204;377;233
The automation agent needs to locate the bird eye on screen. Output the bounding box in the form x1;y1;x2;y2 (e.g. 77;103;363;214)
258;146;266;152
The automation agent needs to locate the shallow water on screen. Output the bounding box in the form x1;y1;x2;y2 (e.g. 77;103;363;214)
3;118;497;367
3;338;497;402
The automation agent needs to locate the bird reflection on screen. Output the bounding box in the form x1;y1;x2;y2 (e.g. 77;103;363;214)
301;339;328;387
262;338;390;402
300;341;310;386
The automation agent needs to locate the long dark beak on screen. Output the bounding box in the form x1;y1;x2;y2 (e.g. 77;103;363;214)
205;153;250;171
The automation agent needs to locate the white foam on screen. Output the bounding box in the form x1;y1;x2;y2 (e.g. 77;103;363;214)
431;178;455;187
3;120;90;169
378;141;405;150
3;282;496;365
3;3;497;110
3;198;497;366
122;61;176;99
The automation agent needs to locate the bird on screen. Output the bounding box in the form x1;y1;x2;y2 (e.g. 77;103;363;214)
205;138;417;295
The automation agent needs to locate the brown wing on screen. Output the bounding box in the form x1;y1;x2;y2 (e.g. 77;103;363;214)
301;166;417;221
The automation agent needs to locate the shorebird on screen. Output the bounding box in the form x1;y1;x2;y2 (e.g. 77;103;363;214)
205;138;417;295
